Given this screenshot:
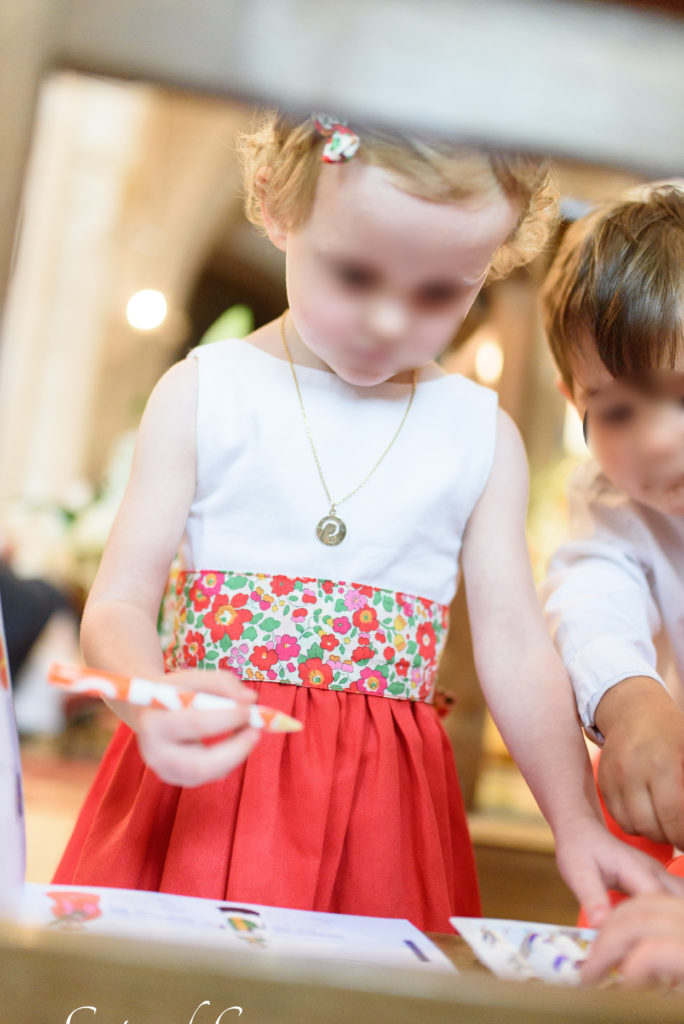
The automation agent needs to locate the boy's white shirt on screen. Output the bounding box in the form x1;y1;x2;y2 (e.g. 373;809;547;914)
541;460;684;743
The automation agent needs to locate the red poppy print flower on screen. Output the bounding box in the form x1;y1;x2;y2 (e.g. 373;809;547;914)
199;572;225;596
351;645;374;663
395;658;410;678
249;646;279;671
271;575;296;596
302;589;317;604
188;581;211;611
298;658;333;687
375;631;386;643
182;630;206;666
357;667;388;695
203;593;252;642
417;623;437;661
353;606;379;633
320;633;339;651
275;635;300;660
292;607;308;620
332;616;351;634
384;646;395;661
321;580;334;594
352;584;374;598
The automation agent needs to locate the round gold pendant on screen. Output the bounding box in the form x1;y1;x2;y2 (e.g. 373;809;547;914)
316;513;346;546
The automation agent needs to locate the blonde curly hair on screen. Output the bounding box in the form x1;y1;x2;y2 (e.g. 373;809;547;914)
237;111;558;279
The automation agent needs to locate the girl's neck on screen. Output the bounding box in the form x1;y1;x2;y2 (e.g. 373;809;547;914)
244;317;444;386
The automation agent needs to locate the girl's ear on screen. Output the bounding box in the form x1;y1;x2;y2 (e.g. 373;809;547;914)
256;167;288;251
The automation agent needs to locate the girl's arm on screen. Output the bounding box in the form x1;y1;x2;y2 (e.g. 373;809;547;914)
461;409;684;923
81;358;259;785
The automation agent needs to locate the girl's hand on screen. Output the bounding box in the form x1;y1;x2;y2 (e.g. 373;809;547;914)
135;669;261;787
554;817;684;928
582;894;684;986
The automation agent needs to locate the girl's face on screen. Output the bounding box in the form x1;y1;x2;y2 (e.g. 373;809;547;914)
266;161;520;387
569;340;684;516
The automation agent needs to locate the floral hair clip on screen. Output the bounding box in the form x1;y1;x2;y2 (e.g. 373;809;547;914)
313;114;360;163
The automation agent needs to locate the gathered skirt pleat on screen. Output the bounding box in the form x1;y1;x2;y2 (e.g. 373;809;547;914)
54;684;480;931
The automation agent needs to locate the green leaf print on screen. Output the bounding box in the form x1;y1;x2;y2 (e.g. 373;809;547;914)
186;610;195;626
226;575;248;589
259;617;280;633
241;626;258;641
407;641;418;655
204;650;218;662
306;643;324;660
372;591;382;606
387;681;407;696
220;635;230;652
334;599;346;613
382;595;394;612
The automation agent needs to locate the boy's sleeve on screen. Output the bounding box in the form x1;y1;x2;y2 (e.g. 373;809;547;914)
540;463;666;743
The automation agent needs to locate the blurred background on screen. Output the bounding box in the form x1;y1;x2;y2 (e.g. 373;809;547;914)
0;0;681;925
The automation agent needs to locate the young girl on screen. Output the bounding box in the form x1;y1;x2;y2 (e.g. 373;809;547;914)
53;114;682;932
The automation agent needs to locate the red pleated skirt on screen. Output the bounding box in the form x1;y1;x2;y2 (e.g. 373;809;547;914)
53;682;480;932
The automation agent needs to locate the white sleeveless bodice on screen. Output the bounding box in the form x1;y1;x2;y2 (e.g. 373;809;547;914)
179;338;497;607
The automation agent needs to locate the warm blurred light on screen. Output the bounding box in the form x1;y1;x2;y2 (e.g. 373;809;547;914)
474;339;504;385
126;289;167;330
562;402;588;457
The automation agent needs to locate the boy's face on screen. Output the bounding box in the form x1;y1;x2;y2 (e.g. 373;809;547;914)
567;338;684;516
267;161;519;386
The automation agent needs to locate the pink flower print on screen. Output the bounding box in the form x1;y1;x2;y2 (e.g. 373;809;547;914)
340;661;353;674
332;616;351;635
259;600;271;610
275;635;300;660
410;668;423;688
357;667;388;696
287;662;295;673
344;589;368;612
402;601;414;617
200;572;225;596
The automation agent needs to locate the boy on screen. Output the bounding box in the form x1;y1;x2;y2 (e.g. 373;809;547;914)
539;183;684;860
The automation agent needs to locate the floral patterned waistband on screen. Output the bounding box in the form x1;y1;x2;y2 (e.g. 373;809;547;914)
161;570;449;702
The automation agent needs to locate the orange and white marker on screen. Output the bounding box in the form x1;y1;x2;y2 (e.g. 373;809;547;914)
48;663;303;734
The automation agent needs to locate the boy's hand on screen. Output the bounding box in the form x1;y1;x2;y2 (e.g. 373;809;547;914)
595;677;684;849
553;816;684;928
582;893;684;986
134;669;261;787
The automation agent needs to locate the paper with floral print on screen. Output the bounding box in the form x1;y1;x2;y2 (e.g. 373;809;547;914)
162;571;448;703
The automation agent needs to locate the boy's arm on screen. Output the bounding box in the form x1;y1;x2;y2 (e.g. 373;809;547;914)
461;411;684;923
541;468;666;741
542;471;684;849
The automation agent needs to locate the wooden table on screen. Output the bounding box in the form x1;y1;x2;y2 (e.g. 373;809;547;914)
2;921;684;1024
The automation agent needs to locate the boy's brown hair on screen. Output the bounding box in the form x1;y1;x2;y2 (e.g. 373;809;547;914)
541;184;684;394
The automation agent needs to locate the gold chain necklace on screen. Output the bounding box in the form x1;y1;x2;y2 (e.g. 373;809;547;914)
280;312;417;546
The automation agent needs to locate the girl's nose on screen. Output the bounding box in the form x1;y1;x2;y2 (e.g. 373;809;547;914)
365;299;407;341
